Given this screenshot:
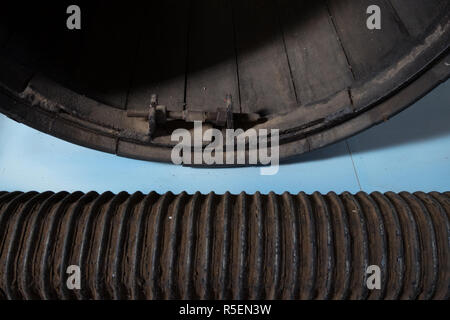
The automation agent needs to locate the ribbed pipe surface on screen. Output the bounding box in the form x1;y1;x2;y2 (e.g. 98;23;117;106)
0;191;448;300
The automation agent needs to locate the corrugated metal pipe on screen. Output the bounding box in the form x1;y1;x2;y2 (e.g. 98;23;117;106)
0;191;448;300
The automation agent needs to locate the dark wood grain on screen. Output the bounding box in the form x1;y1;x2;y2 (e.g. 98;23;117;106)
186;0;240;112
76;1;147;109
232;0;297;114
327;0;408;79
278;0;354;105
126;1;191;112
389;0;449;37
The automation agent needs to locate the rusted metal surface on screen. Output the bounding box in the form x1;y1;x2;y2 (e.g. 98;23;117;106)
0;191;448;300
126;94;259;138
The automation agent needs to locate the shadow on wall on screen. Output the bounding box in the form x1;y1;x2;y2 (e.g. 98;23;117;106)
284;79;450;164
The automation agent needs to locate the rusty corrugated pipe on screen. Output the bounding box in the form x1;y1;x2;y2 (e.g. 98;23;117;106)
0;191;448;300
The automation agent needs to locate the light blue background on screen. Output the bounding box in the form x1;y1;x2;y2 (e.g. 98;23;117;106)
0;80;449;194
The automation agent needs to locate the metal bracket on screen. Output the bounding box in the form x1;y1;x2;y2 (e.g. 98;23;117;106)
127;94;261;137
